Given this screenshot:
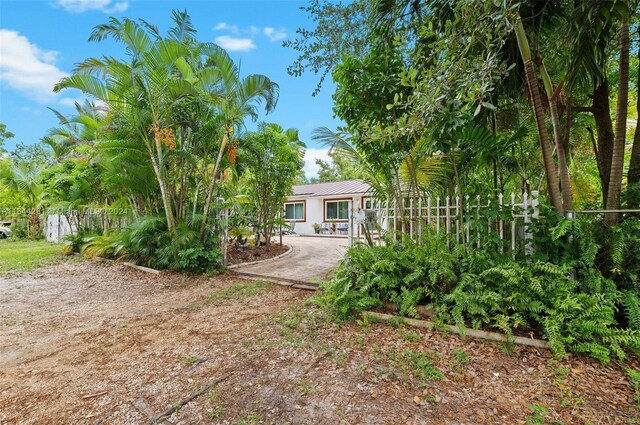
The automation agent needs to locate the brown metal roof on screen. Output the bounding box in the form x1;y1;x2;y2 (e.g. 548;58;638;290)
291;179;371;197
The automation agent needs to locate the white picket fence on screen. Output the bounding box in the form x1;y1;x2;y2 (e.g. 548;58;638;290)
353;191;540;254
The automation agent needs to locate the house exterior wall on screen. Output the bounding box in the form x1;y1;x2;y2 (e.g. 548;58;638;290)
285;194;365;234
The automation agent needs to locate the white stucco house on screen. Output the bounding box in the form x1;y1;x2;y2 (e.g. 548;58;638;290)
284;179;373;235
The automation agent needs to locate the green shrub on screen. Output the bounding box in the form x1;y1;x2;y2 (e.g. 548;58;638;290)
444;261;640;362
63;229;97;255
320;232;458;320
81;215;224;273
10;221;29;239
319;212;640;363
175;245;223;274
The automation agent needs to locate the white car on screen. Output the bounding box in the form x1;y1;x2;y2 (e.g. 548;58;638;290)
0;222;11;239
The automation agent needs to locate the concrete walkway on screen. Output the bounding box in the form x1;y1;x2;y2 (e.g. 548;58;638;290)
231;235;347;287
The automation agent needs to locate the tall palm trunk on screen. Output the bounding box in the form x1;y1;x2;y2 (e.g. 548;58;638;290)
539;60;573;211
199;125;231;239
513;17;564;214
627;42;640;208
605;18;630;225
149;135;177;236
590;82;615;205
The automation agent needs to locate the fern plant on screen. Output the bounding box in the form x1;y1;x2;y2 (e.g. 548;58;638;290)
442;260;640;362
320;232;459;320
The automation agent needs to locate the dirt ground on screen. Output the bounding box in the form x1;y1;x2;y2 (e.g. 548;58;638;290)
0;260;638;425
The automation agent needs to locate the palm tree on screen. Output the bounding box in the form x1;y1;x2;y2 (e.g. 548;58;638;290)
628;40;640;207
0;160;43;237
313;126;446;236
54;13;210;236
0;161;42;208
199;47;279;237
512;16;564;214
604;13;631;225
242;123;304;246
43;100;107;159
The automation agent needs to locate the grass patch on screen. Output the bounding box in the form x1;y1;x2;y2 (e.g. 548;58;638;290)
627;368;640;406
450;348;469;372
388;348;443;387
204;280;268;305
0;239;65;272
177;354;200;366
398;328;421;343
270;306;330;349
236;412;260;425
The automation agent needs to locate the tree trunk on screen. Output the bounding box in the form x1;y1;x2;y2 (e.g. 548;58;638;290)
539;59;573;211
550;102;573;211
513;17;564;214
200;125;231;239
604;18;630;225
627;42;640;207
592;81;615;205
149;136;176;236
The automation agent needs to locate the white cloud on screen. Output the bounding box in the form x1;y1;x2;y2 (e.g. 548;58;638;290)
20;106;42;116
213;22;239;33
59;97;108;113
263;27;286;42
0;29;68;103
214;35;256;52
303;148;331;178
59;96;86;107
54;0;128;13
249;26;259;35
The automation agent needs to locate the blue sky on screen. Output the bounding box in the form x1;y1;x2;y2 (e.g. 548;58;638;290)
0;0;340;177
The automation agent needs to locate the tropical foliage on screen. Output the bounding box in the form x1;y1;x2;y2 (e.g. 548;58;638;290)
0;1;638;365
240;123;305;246
290;0;640;213
291;0;640;362
0;11;297;272
320;213;640;363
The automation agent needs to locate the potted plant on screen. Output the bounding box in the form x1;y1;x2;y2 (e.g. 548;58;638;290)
312;223;321;234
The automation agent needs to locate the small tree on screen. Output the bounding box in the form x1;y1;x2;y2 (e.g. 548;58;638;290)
241;123;304;247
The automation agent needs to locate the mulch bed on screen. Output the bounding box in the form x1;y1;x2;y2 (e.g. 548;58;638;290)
226;243;289;265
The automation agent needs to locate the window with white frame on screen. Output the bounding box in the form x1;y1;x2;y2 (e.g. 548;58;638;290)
325;200;350;221
284;202;305;221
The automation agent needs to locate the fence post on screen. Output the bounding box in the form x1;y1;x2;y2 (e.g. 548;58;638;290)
427;196;432;231
409;197;414;241
418;197;422;243
464;194;470;247
385;200;390;241
563;197;577;280
455;194;460;244
476;195;481;249
373;199;382;246
445;196;450;234
510;193;516;257
393;199;398;235
532;190;540;220
498;192;504;254
523;192;535;256
436;197;441;234
348;200;354;248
